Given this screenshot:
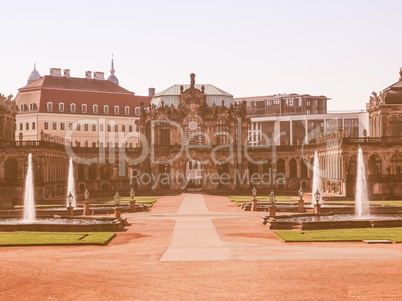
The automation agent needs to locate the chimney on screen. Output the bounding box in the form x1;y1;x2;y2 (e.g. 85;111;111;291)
49;68;62;77
85;71;92;79
63;69;70;77
148;87;156;97
93;72;105;80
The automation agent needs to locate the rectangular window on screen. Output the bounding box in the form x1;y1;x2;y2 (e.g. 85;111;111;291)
44;122;49;130
344;118;359;137
129;125;133;132
107;125;111;132
68;123;73;130
92;124;96;131
115;125;118;132
84;124;89;131
61;123;65;130
122;125;126;132
32;122;35;130
20;123;23;131
53;122;57;130
26;123;29;130
77;123;81;131
100;124;104;131
280;121;290;145
292;120;306;145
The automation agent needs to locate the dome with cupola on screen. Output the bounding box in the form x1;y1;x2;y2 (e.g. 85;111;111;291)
27;63;41;85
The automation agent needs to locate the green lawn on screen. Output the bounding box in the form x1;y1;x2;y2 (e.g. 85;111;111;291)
0;232;116;246
228;196;295;206
93;196;158;206
275;228;402;242
14;204;65;208
323;201;402;206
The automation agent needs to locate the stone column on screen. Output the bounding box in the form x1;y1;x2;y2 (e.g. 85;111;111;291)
251;197;258;211
83;201;91;215
114;207;121;218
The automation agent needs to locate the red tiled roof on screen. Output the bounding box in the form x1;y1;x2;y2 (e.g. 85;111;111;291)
15;76;151;116
20;76;133;94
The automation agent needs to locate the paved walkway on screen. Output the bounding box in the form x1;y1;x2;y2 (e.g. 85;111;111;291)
161;194;234;261
133;194;402;262
1;194;402;300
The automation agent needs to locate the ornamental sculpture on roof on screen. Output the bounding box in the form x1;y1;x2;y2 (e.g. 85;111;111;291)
190;73;195;89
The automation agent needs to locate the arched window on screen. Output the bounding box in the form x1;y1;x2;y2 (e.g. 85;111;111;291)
389;115;402;137
20;104;25;112
216;119;229;144
29;103;35;111
89;164;97;180
81;104;87;113
124;106;130;115
93;104;98;114
47;102;53;111
70;103;76;112
78;164;85;181
277;159;286;177
262;160;272;175
300;159;308;178
390;154;402;175
156;122;170;146
5;158;18;182
135;107;140;116
101;166;109;180
59;103;64;112
289;158;297;178
114;106;119;115
104;105;109;114
368;154;382;175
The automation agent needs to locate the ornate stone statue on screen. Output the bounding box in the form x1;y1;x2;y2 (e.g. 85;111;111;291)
190;73;195;89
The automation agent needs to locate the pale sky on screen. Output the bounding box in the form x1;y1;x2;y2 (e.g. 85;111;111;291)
1;0;401;111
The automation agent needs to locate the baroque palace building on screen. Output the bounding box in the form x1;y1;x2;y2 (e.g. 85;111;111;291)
0;67;402;208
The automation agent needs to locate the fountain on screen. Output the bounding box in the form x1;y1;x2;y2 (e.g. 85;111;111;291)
67;157;77;207
355;147;370;218
0;154;128;232
261;148;402;230
23;153;36;222
311;151;322;206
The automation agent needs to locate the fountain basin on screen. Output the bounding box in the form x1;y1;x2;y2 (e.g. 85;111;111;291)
1;204;149;217
262;213;402;230
241;202;298;212
0;216;129;232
